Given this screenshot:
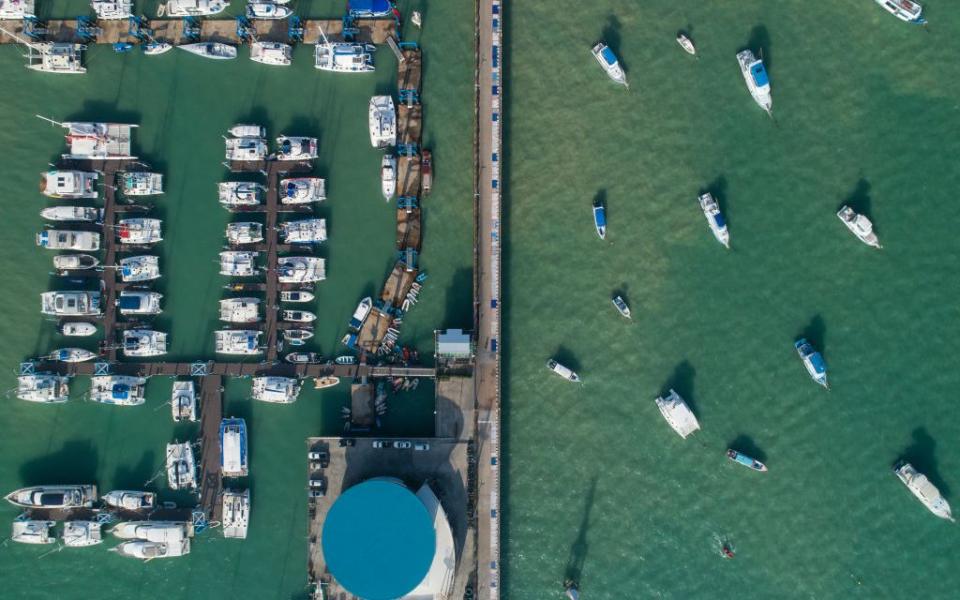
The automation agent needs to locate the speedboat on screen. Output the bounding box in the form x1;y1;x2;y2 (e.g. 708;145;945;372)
220;251;259;276
37;230;100;251
17;374;69;403
121;171;164;196
736;50;772;115
592;199;606;239
612;295;631;319
144;42;173;55
63;521;103;547
42;119;137;161
120;255;160;282
285;352;322;364
117;218;162;245
676;32;696;56
166;442;197;490
219;297;261;322
53;253;99;271
219;181;265;207
179;42;236;60
282;309;316;323
229;124;265;138
279;177;325;204
0;0;35;18
24;43;86;74
795;338;828;388
117;290;163;315
60;322;96;336
369;95;397;148
275;136;318;161
41;291;102;316
894;461;953;520
313;376;339;389
5;484;97;509
226;222;264;245
215;330;262;354
726;449;768;472
47;348;97;363
655;389;700;439
222;489;250;538
250;41;292;66
875;0;925;24
90;375;148;405
171;380;197;422
698;192;729;248
564;582;580;600
278;256;325;283
102;490;155;511
11;520;55;545
40;170;98;198
381;154;397;200
91;0;131;19
280;219;327;244
123;329;167;357
251;376;301;403
837;205;881;249
280;290;314;303
225;135;268;162
112;520;193;542
546;359;580;383
349;296;373;329
591;42;627;87
284;328;314;346
161;0;228;16
246;1;291;19
40;206;101;222
314;42;376;73
111;539;190;560
220;417;248;477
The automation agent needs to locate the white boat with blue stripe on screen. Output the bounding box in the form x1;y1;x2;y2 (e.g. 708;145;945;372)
591;42;627;88
736;50;772;115
592;199;606;239
795;338;828;388
698;192;729;248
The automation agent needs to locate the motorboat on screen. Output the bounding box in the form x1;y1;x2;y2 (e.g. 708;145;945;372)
117;218;162;245
592;199;606;239
875;0;925;24
278;256;325;283
60;322;97;336
47;348;97;363
655;389;700;439
837;205;882;249
225;136;268;162
144;42;173;55
314;42;376;73
17;374;69;403
894;461;953;520
564;582;580;600
220;417;248;477
220;251;259;276
698;192;729;248
161;0;227;16
91;0;131;19
313;376;339;389
219;182;265;207
275;136;318;161
285;352;322;364
39;118;137;161
736;49;772;115
246;1;292;20
63;521;104;547
24;42;86;74
112;520;193;542
90;375;148;406
41;291;102;316
282;309;316;322
53;253;99;271
726;449;768;472
368;95;397;148
111;539;190;560
5;484;97;509
166;442;197;490
546;359;580;383
591;42;627;87
280;290;314;303
334;355;355;365
40;206;101;222
215;330;262;354
349;296;372;329
102;490;155;511
40;170;98;198
280;219;327;244
411;10;421;27
612;295;631;319
120;255;160;282
279;177;325;204
381;154;397;200
226;222;264;245
121;171;164;196
123;329;167;357
36;229;100;251
222;489;250;538
117;290;163;315
795;338;828;388
676;32;696;56
251;376;301;403
179;42;236;60
250;41;292;66
0;0;34;18
219;297;261;323
229;124;265;138
421;150;432;194
283;329;314;346
171;380;197;422
11;520;55;545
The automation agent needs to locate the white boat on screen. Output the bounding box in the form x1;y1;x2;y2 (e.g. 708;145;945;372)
698;192;729;248
315;41;376;73
229;124;265;138
53;253;99;271
280;219;327;244
612;295;631;319
676;33;696;56
251;376;301;403
220;418;248;477
736;50;772;115
222;489;250;538
11;520;55;545
171;380;197;422
0;0;34;18
246;1;292;19
40;206;101;222
279;177;325;204
280;290;314;303
368;95;397;148
5;484;97;509
278;256;325;283
284;328;314;344
40;119;137;161
349;296;372;329
24;42;86;74
121;172;164;196
219;182;265;207
215;329;262;355
63;521;104;547
795;338;828;388
250;41;292;66
334;355;355;365
117;218;162;245
219;297;261;322
225;136;268;162
17;374;69;403
226;222;264;244
285;352;322;364
313;376;339;389
411;10;421;27
592;200;606;239
655;389;700;439
117;291;163;315
60;322;97;336
163;0;228;17
102;490;155;511
546;359;580;383
381;154;397;200
90;375;147;406
120;255;161;282
220;251;259;276
875;0;925;24
36;230;100;251
837;205;882;249
41;291;102;316
113;539;190;560
144;42;173;55
179;42;236;60
275;136;318;161
282;309;316;323
112;520;193;541
91;0;131;19
591;42;627;87
123;329;167;357
895;461;953;520
166;442;197;490
47;347;97;363
40;170;98;198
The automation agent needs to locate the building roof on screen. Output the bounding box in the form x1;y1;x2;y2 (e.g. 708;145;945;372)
437;329;472;357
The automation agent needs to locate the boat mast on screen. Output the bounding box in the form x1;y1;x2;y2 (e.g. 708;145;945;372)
315;22;331;47
36;115;64;127
0;25;43;51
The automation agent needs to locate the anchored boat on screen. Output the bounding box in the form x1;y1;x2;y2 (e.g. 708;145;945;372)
120;255;160;282
381;154;397;200
37;230;100;251
591;42;627;87
655;389;701;439
280;290;314;303
17;374;69;403
90;375;147;405
219;297;261;323
122;329;168;357
794;338;828;388
220;418;249;477
11;520;56;545
250;41;292;66
546;359;580;383
215;329;262;354
179;42;236;60
593;199;606;239
40;170;98;198
40;206;101;222
63;520;104;547
252;376;301;403
612;295;631;319
102;490;155;511
278;256;325;283
5;484;97;509
53;253;99;271
279;177;326;204
117;218;162;245
280;218;327;244
875;0;925;24
676;32;696;56
47;347;97;363
121;171;163;196
41;291;102;316
162;0;228;16
726;449;768;472
166;442;197;490
698;192;729;248
894;461;953;520
275;136;318;161
736;49;772;115
837;205;881;249
222;489;250;538
226;222;265;245
171;380;197;422
220;251;259;277
369;95;397;148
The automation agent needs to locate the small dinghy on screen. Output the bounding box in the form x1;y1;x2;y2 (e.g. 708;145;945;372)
171;380;197;422
837;205;881;249
676;32;696;56
250;41;292;66
226;222;264;245
546;359;580;383
246;1;292;19
47;347;98;362
102;490;155;511
795;338;828;389
53;253;99;271
592;199;606;239
40;206;101;222
63;520;104;547
283;328;314;345
698;192;729;248
280;290;314;303
144;42;173;55
285;352;322;364
60;322;97;337
279;177;326;204
726;449;768;472
275;136;318;161
591;41;628;87
612;295;631;319
179;42;236;60
282;310;316;323
381;154;397;200
736;49;772;115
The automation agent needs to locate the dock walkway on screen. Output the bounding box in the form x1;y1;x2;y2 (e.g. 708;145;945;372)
197;374;224;521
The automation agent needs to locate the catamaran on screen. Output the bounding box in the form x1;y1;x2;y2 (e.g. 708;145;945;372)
5;484;97;509
220;251;259;276
226;222;264;245
118;291;163;316
117;218;162;245
546;359;580;383
215;330;262;355
795;338;828;388
90;375;148;406
219;181;265;207
220;418;249;477
314;23;375;73
37;230;100;251
179;42;236;60
53;254;99;271
41;206;101;222
726;449;768;472
166;442;197;490
591;42;627;87
698;192;729;248
280;219;327;244
63;521;104;547
121;171;164;196
279;177;325;204
282;309;316;323
38;118;138;160
275;136;318;161
593;199;606;239
280;290;314;303
349;297;373;329
11;520;55;545
40;170;98;198
251;376;301;403
837;205;882;249
17;374;69;403
0;0;34;18
875;0;925;24
46;348;97;363
21;41;86;74
225;133;268;162
222;489;250;538
246;1;291;19
369;95;397;148
161;0;228;16
381;154;397;200
41;291;102;316
278;256;325;283
102;490;155;510
655;389;701;439
736;49;772;115
894;461;953;520
219;297;261;323
120;255;161;282
250;41;292;66
112;539;190;560
612;295;631;319
91;0;132;19
171;380;197;422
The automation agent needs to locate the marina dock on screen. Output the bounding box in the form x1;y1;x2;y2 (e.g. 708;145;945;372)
197;375;224;521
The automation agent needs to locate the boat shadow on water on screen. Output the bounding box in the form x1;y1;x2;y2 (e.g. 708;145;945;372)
659;360;696;414
600;15;627;74
564;475;597;586
111;450;156;490
839;177;876;221
18;440;100;486
727;434;766;463
797;314;826;356
900;427;951;498
745;24;772;72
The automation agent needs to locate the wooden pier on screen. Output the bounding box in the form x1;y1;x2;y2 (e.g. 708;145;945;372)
197;375;224;521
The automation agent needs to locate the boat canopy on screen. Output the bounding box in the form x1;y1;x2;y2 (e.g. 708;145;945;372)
751;62;769;87
713;212;726;228
118;295;143;310
809;352;826;375
349;0;391;16
600;46;617;66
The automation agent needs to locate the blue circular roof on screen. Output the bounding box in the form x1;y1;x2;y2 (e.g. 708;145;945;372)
322;479;435;600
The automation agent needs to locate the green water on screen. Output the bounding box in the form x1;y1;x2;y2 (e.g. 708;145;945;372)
0;1;473;598
503;1;960;598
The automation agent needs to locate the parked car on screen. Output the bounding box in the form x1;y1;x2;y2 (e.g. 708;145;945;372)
414;442;430;451
372;440;386;449
393;440;412;449
309;477;326;496
308;449;329;467
339;438;356;447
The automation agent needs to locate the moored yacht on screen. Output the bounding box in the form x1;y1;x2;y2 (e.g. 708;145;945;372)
281;309;316;323
171;380;197;422
279;177;325;204
117;290;163;315
161;0;227;15
698;192;729;248
314;41;376;72
5;484;97;509
222;488;250;538
226;222;265;245
220;417;249;477
121;171;164;196
215;329;262;355
250;41;292;66
612;295;631;319
24;42;86;74
275;136;318;161
837;205;882;249
219;181;265;207
117;218;162;245
17;374;70;403
112;520;193;541
591;42;627;87
40;119;138;161
41;290;102;316
726;449;768;472
874;0;925;24
91;0;131;19
794;338;828;388
46;347;97;363
60;322;97;337
283;328;314;345
102;490;155;511
381;154;397;200
229;124;265;138
11;520;55;545
40;206;102;222
0;0;34;18
53;253;99;271
280;290;314;303
285;352;322;364
592;199;606;239
179;42;236;60
251;376;301;403
349;296;373;329
368;95;397;148
219;297;261;323
166;442;197;490
122;329;168;357
90;375;148;406
546;359;580;383
278;256;325;283
111;539;190;560
246;1;292;19
280;219;327;244
736;49;772;115
63;520;104;547
37;229;100;251
655;389;700;439
225;135;268;162
220;251;259;276
894;461;953;520
120;255;160;282
41;170;98;198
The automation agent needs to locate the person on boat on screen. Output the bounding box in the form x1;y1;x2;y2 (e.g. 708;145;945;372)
722;545;735;559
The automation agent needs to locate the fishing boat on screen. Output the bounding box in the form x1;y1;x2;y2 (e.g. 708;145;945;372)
314;41;376;73
0;0;34;18
334;355;355;365
40;206;101;222
698;192;730;248
794;338;828;388
91;0;131;19
726;449;768;472
119;255;161;282
875;0;925;24
736;49;772;115
219;181;265;207
47;348;97;363
226;222;264;245
381;154;397;200
53;253;99;271
220;251;259;276
284;328;314;346
279;177;326;204
179;42;236;60
225;135;268;162
36;230;100;251
837;205;882;249
121;171;164;196
219;297;261;323
246;1;291;19
591;42;628;87
676;32;696;56
117;291;162;316
421;150;433;194
90;375;147;405
40;170;98;198
112;539;190;560
280;290;314;303
215;330;262;355
349;297;373;329
60;322;97;337
250;41;292;66
102;490;155;510
280;219;327;244
63;521;103;547
285;352;322;364
275;136;318;161
41;291;102;316
251;376;301;403
171;380;197;422
282;309;316;323
11;520;55;545
278;256;325;283
17;374;69;403
5;484;97;509
166;442;197;490
313;376;339;389
162;0;228;16
368;95;397;148
592;199;606;239
220;417;249;477
894;461;953;520
546;359;580;383
655;389;701;439
144;42;173;55
612;295;631;319
222;488;250;538
117;218;162;245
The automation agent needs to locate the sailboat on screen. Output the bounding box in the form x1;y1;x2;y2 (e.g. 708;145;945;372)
279;177;325;204
2;26;87;75
592;199;606;239
46;348;98;363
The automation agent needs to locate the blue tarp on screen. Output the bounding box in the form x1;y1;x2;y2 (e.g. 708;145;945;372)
810;353;826;374
600;46;617;66
714;213;726;228
112;384;130;400
118;295;142;310
751;62;769;87
594;206;606;227
348;0;391;17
